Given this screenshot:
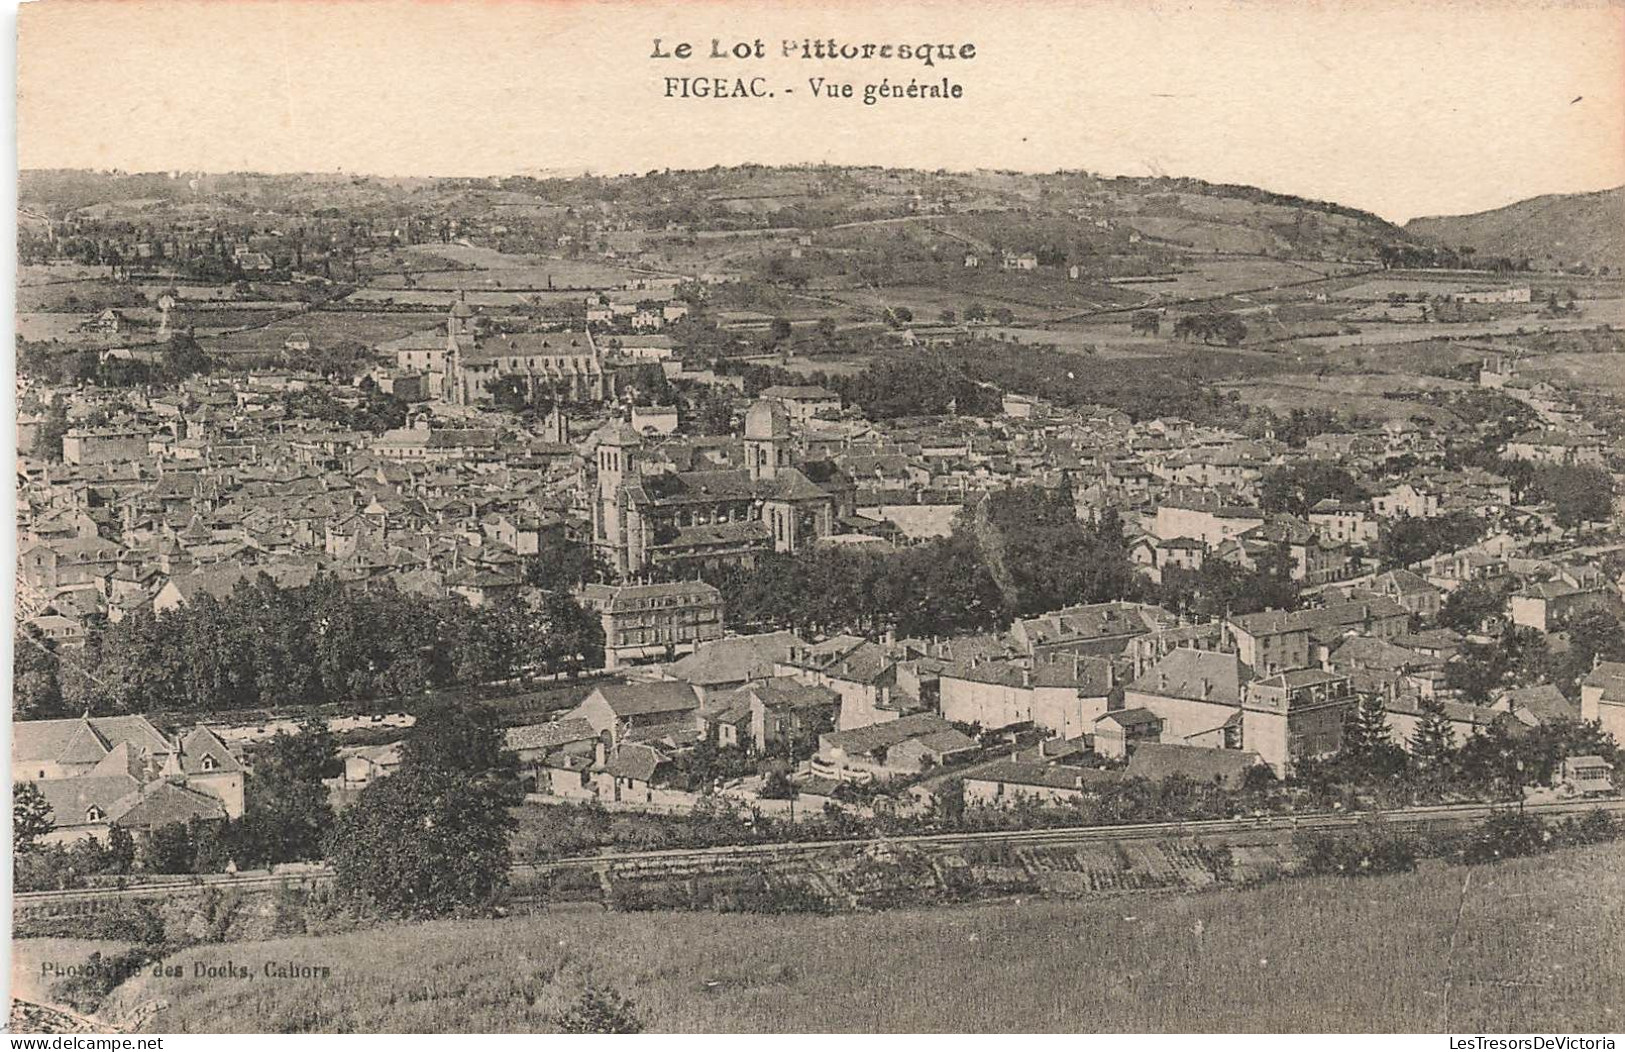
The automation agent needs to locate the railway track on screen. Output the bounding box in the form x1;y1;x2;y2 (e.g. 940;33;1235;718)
16;797;1622;907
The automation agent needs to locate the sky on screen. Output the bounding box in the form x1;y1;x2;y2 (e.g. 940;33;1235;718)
16;0;1625;223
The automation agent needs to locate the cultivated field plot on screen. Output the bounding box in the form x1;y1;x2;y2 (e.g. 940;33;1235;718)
1124;216;1283;255
1217;371;1470;423
15;281;149;313
1122;258;1359;303
1520;352;1625;394
374;244;649;289
991;325;1189;360
14;312;110;341
86;842;1625;1032
820;275;1141;323
200;309;441;354
1304;338;1486;377
1295;301;1625;350
369;266;620;292
17;263;116;286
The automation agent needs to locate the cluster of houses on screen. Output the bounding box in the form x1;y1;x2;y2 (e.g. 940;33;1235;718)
489;575;1619;814
17;284;1625;826
11;713;245;845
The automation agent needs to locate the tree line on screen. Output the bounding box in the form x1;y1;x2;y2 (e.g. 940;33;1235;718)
17;573;604;719
693;487;1143;639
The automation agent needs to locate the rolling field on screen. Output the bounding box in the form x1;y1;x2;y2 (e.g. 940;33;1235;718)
85;842;1625;1033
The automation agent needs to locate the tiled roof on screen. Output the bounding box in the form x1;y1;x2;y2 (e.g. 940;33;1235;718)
670;631;804;686
1126;743;1264;787
591;681;699;718
505;717;597;751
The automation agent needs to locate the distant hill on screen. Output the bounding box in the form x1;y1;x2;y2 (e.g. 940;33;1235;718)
19;166;1416;264
1405;187;1624;272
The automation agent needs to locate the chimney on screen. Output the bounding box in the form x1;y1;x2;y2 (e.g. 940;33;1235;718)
1022;667;1033;689
594;740;607;766
1201;677;1212;700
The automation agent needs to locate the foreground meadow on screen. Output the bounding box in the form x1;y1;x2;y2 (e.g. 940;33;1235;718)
91;842;1624;1033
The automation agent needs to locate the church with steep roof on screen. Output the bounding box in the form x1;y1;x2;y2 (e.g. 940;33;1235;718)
593;399;837;577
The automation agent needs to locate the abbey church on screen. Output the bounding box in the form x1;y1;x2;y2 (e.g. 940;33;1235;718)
594;399;836;577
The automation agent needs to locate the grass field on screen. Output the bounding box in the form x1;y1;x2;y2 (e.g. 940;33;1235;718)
84;842;1624;1033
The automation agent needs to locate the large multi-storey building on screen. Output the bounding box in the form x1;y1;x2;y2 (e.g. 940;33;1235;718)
393;296;607;405
576;579;726;668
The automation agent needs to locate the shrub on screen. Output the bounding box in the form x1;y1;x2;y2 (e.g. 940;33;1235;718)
1461;811;1551;865
49;948;159;1014
1555;809;1618;848
1300;819;1417;877
83;901;168;945
555;983;644;1034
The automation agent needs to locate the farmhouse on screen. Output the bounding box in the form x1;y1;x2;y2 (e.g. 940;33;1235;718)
562;680;702;748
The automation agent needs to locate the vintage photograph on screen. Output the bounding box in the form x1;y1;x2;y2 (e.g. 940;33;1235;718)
8;0;1625;1035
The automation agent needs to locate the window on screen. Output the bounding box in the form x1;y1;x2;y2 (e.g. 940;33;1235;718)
202;754;219;771
85;806;103;822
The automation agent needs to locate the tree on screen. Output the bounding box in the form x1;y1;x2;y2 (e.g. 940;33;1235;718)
140;822;197;874
1379;512;1484;570
1172;311;1246;346
1408;698;1456;774
1437;581;1506;634
487;375;532;412
522;537;606;592
1530;465;1613;532
1259;463;1365;518
160;332;211;381
402;701;519;787
105;825;136;875
233;717;341;866
1555;610;1625;695
845;358;997;419
1130;310;1161;336
329;765;517;918
32;401;70;461
13;782;55;859
14;626;65;719
1342;693;1393;762
532;591;606;677
768;317;793;343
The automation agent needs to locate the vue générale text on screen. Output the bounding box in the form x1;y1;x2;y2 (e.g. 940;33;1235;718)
651;37;975;104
